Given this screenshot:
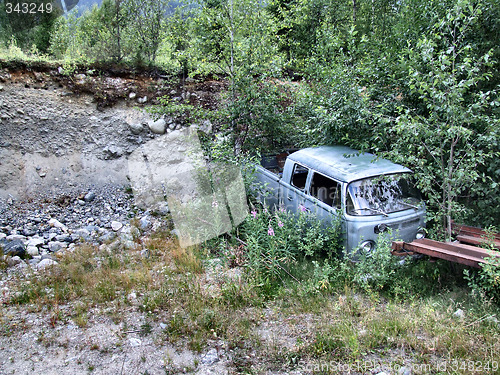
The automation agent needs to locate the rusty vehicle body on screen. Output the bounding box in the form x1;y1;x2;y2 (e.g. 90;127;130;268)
254;146;426;254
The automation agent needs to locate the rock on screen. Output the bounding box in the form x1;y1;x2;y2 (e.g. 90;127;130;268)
159;323;167;330
123;240;136;249
6;234;26;242
27;246;39;256
28;257;41;265
55;234;72;243
155;201;170;215
0;233;5;240
104;145;124;159
84;191;96;202
36;258;58;270
74;74;86;84
41;254;57;261
1;240;25;257
129;338;142;347
15;261;28;269
139;215;151;230
201;348;219;365
58;67;64;74
7;256;22;267
453;309;465;319
48;241;67;252
129;122;143;135
398;367;412;375
0;85;3;91
48;218;67;232
129;92;137;99
72;228;91;242
26;237;45;247
99;231;116;243
111;221;123;231
148;118;166;134
22;226;37;236
140;249;149;258
127;292;137;304
84;225;100;233
137;96;148;104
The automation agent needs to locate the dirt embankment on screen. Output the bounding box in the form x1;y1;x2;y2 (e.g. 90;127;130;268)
0;60;226;199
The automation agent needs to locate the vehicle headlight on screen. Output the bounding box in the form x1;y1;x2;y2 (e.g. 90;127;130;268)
374;223;388;234
416;228;426;239
359;240;375;254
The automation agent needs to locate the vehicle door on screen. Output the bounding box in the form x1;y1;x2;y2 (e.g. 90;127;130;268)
279;162;311;214
302;171;343;223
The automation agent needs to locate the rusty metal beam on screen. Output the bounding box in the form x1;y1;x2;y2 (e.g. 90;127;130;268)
391;238;500;268
456;234;500;250
451;222;500;241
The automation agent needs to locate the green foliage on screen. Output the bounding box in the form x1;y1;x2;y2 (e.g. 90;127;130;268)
464;257;500;304
126;0;170;63
148;95;211;125
464;226;500;303
350;233;401;292
381;0;499;237
0;0;62;53
217;75;302;152
240;205;342;284
192;0;277;77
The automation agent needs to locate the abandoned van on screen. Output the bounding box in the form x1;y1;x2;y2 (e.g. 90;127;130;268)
254;146;426;254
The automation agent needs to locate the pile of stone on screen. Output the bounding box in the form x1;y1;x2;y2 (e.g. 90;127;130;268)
0;184;163;269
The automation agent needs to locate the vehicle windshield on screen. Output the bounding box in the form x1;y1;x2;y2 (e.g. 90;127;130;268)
346;173;422;216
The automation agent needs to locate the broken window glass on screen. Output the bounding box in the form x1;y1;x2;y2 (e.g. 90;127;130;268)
347;173;422;216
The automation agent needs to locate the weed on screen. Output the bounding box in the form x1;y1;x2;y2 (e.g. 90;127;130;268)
464;226;500;303
140;321;153;336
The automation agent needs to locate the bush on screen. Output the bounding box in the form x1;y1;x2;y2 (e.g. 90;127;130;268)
240;205;342;284
350;233;402;293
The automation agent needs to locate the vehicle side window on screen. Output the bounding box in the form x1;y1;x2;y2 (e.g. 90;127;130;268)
310;172;341;209
291;163;309;190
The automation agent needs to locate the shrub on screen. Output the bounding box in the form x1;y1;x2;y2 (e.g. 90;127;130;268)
239;205;342;284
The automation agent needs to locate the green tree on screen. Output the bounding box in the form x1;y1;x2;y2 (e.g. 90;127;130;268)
126;0;171;63
0;0;62;52
385;0;499;239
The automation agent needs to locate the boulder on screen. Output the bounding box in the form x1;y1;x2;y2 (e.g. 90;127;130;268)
36;258;58;270
148;119;166;134
111;221;123;231
1;240;25;257
129;122;143;135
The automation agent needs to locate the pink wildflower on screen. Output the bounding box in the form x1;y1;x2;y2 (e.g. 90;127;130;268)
299;204;307;212
268;226;275;236
278;220;284;228
251;210;257;219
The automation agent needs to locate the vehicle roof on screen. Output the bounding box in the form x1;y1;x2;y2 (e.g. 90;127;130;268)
288;146;412;183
